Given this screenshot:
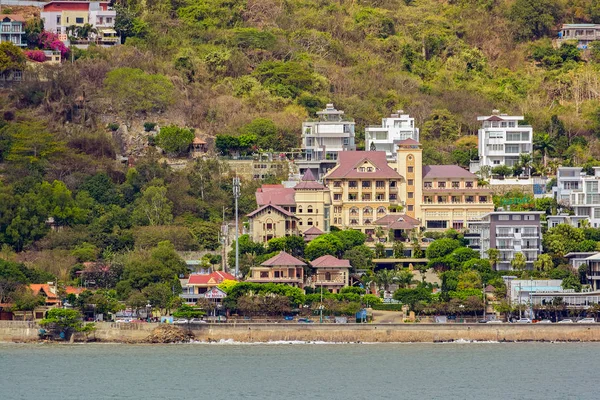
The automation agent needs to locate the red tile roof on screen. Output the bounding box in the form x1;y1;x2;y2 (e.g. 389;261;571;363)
29;284;59;304
261;251;306;267
256;185;296;206
374;213;421;230
188;271;236;286
310;255;351;268
324;151;402;179
295;170;327;190
246;203;297;218
192;137;206;145
394;138;420;146
0;14;26;22
303;226;324;236
423;165;476;179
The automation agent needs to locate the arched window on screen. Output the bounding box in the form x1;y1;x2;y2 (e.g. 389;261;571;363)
363;207;373;215
325;272;332;281
377;206;387;214
307;218;313;226
350;219;358;226
307;206;313;213
298;207;303;213
350;207;359;215
364;219;372;225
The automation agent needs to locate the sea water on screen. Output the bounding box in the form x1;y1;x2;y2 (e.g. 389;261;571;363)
0;342;596;399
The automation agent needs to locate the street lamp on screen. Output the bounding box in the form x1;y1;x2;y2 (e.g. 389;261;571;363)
233;176;240;278
146;303;152;322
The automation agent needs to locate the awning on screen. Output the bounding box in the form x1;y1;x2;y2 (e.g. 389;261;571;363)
100;29;117;34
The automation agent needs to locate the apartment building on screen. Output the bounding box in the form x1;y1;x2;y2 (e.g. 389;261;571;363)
553;167;600;227
0;14;26;47
323;151;402;237
298;104;356;179
472;111;533;172
41;1;119;45
365;110;419;160
558;24;600;49
466;211;544;271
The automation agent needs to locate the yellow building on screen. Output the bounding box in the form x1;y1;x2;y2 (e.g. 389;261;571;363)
294;169;331;233
420;165;494;230
246;204;299;243
310;255;351;293
323;151;402;238
395;139;422;220
247;170;330;244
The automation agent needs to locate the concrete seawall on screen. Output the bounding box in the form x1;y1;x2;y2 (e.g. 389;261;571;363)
3;321;600;343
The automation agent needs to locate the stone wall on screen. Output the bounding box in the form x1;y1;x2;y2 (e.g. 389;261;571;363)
2;321;600;343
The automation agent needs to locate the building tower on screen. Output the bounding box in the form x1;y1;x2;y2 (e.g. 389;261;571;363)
395;139;423;221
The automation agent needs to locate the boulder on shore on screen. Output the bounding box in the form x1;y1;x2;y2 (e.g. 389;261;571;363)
145;325;194;343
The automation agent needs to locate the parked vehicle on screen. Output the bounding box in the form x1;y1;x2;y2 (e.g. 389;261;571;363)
486;320;503;324
558;319;574;324
297;318;313;323
173;318;188;324
537;320;552;324
115;318;132;323
189;318;206;324
516;318;532;323
577;318;596;323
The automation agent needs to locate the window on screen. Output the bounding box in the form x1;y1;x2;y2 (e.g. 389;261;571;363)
390;181;397;188
452;196;460;203
498;215;510;221
465;181;473;188
438;182;446;188
364;219;372;225
57;16;61;24
377;206;386;214
512;215;522;220
76;17;84;24
408;167;414;173
389;194;397;200
426;220;448;229
424;182;432;188
260;272;269;278
334;194;341;201
408;179;414;186
505;144;519;154
66;17;70;23
524;215;536;221
266;222;273;230
407;205;413;211
362;181;371;188
479;196;487;203
350;207;359;215
363;207;373;215
424;196;433;203
307;219;313;226
334;181;342;187
106;17;113;24
376;181;385;188
466;196;474;203
408;192;414;199
452;181;459;188
307;206;313;213
452;222;464;230
350;219;358;226
349;181;358;188
362;194;371;201
348;194;357;201
488;131;503;139
343;138;349;145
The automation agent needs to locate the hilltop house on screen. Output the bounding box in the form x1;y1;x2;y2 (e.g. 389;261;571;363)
365;110;419;160
309;255;351;293
247;251;305;288
0;14;26;47
180;271;236;304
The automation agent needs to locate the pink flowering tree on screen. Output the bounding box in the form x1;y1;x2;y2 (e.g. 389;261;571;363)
24;50;46;62
37;31;69;58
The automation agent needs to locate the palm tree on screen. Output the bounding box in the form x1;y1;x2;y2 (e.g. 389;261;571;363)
375;269;398;292
486;248;500;271
76;23;97;40
519;153;532;176
533;133;556;167
531;160;546;176
359;274;374;294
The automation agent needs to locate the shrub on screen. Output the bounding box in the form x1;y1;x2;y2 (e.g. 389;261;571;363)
144;122;157;132
108;123;119;131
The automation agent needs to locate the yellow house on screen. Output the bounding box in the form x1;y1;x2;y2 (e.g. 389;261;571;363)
247;251;305;288
323;151;402;238
294;169;331;233
310;255;351;293
246;204;299;243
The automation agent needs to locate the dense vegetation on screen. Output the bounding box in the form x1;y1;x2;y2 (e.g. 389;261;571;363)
4;0;600;316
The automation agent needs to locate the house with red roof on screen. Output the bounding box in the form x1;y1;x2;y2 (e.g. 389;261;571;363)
309;255;351;293
180;271;236;304
247;251;305;288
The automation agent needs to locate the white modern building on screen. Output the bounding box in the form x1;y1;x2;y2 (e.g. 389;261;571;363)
466;211;544;271
553;167;600;227
471;111;533;173
298;104;356;179
365;110;419;160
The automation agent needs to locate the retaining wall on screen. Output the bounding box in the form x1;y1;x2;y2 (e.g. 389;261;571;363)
3;321;600;343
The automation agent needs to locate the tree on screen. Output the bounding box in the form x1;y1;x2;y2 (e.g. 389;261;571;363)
103;68;174;115
534;254;554;274
40;309;88;339
0;42;26;72
156;125;195;156
533;133;556;167
396;269;414;288
511;252;527;272
126;292;148;316
509;0;563;41
426;238;460;260
305;234;344;260
422;109;459;142
393;287;431;310
492;165;512;178
142;282;175;314
375;269;397;291
132;185;174;226
374;242;385;258
562;274;582;292
173;304;205;320
12;287;44;311
342;245;373;271
393;241;405;258
486;248;500;271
